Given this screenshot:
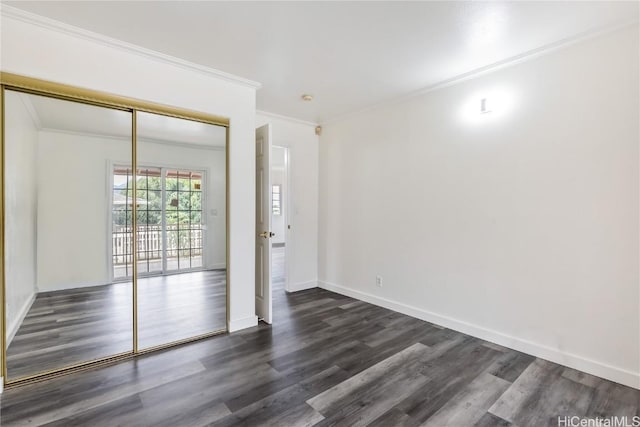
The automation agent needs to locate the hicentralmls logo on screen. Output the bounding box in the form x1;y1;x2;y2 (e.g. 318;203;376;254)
558;416;640;427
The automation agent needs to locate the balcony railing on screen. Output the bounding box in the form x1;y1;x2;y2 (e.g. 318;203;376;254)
112;224;203;264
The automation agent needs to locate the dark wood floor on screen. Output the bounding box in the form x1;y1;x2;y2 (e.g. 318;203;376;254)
1;248;638;426
6;270;227;380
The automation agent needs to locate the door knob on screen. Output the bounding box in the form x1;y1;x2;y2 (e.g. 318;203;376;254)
259;231;276;238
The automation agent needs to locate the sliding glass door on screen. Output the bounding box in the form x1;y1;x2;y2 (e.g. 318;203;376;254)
112;167;206;279
134;167;164;276
164;169;205;271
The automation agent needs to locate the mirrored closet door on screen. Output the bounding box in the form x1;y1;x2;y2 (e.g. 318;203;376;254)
4;90;133;381
2;74;229;386
136;112;227;350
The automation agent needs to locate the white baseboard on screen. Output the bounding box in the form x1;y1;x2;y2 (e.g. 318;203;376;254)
318;280;640;390
287;280;318;293
38;280;111;293
209;263;227;270
228;315;258;332
7;292;36;346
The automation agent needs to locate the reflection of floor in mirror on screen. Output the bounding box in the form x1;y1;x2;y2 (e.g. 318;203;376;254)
113;255;204;278
272;245;285;294
6;269;226;380
7;248;286;381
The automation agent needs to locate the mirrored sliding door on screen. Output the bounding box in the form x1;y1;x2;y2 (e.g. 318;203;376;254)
136;112;227;350
1;73;229;386
3;90;133;380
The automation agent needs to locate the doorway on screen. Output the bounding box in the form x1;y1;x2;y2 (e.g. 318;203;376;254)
271;146;289;296
255;123;292;324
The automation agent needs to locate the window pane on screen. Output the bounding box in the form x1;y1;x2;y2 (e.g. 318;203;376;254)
179;191;191;210
190;211;202;224
191;192;202;211
178;173;191;191
146;190;162;211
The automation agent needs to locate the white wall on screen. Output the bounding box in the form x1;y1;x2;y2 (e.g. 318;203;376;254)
0;9;259;370
4;91;38;343
271;146;286;245
319;26;640;388
256;113;319;292
36;131;127;291
35;131;226;292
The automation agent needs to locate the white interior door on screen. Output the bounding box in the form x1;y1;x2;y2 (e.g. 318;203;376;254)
255;124;273;323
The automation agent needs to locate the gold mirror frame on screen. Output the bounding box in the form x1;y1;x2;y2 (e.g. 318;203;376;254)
0;72;230;388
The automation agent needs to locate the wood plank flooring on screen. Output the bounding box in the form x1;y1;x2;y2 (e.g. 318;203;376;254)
1;247;638;426
6;270;227;380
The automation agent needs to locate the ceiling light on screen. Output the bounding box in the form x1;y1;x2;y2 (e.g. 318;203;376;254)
458;86;517;125
301;94;313;102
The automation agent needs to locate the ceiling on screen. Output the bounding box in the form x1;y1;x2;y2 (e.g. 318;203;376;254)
4;1;638;123
13;91;226;147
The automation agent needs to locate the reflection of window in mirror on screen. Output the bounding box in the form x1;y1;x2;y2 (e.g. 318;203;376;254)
272;184;281;215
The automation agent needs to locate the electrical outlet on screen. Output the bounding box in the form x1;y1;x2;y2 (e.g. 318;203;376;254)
376;276;383;287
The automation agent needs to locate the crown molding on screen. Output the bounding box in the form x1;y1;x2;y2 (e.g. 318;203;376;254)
39;127;130;142
39;127;225;150
322;20;639;125
0;5;262;90
138;136;225;151
256;110;319;127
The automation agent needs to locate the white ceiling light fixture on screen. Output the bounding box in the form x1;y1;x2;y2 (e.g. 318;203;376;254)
458;86;518;125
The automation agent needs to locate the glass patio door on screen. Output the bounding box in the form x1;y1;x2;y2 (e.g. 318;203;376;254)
135;167;165;276
112;167;204;279
164;169;204;271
